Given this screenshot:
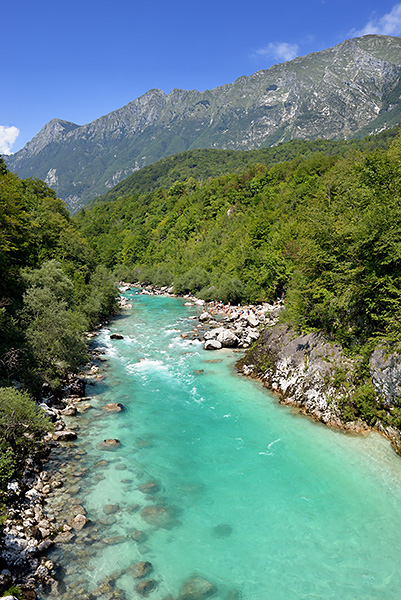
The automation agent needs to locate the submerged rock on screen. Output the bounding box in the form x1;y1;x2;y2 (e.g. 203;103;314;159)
130;561;153;579
103;504;120;514
102;402;125;412
98;439;121;450
212;524;233;537
110;333;124;340
138;482;160;494
131;529;147;542
140;505;177;528
179;576;216;600
135;579;156;596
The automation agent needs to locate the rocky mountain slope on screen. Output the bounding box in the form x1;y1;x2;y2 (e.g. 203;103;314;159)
6;34;401;211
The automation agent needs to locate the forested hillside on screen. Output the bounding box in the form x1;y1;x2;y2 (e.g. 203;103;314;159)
76;131;401;353
91;129;398;206
0;156;118;392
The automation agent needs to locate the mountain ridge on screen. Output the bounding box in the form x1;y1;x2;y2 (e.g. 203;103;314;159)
5;34;401;211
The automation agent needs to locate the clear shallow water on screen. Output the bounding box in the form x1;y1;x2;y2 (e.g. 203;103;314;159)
44;293;401;599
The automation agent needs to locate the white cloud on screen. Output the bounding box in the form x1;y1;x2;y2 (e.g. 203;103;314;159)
254;42;300;64
352;3;401;36
0;125;20;155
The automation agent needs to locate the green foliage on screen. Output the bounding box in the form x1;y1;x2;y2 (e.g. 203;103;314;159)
2;585;24;599
0;165;118;389
0;387;52;491
21;260;88;388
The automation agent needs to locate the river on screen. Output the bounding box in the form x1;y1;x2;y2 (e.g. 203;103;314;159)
42;291;401;599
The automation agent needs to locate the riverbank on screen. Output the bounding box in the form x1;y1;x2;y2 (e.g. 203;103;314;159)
236;322;401;456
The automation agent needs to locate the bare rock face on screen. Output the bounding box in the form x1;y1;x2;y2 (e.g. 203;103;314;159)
370;346;401;406
237;324;356;428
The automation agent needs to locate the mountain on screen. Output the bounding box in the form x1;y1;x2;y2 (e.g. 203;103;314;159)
5;35;401;212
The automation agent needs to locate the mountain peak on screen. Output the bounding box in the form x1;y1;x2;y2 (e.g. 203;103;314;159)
5;35;401;212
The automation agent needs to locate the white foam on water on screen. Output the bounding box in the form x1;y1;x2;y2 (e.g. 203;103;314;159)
126;357;168;373
259;437;281;455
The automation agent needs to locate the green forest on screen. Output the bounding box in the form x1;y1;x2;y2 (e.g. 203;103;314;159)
0;157;118;489
2;129;401;490
77;131;401;352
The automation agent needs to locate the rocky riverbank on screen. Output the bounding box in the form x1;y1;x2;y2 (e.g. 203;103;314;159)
236;322;401;455
0;375;88;599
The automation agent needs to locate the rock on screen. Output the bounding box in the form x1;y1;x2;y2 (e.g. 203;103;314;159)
53;531;75;543
140;505;176;528
370;345;401;406
130;561;153;579
138;482;160;494
179;576;216;600
37;539;54;553
102;402;125;412
131;529;147;542
135;579;156;596
212;524;233;537
103;535;127;545
217;330;238;348
70;514;89;530
60;405;77;416
52;430;77;442
244;314;259;327
103;504;119;514
204;340;222;351
110;333;124;340
20;589;37;600
98;439;121;450
199;312;211;322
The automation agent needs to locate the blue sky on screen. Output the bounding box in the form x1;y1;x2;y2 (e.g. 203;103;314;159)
2;0;401;154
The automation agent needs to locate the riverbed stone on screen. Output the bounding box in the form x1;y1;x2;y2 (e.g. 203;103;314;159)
70;514;89;531
179;576;216;600
102;403;125;412
110;333;124;340
135;579;156;596
138;482;160;494
103;504;119;514
98;439;121;450
140;505;176;528
131;529;147;542
130;561;153;579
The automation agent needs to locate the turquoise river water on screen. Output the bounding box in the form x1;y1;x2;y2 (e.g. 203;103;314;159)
43;291;401;599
